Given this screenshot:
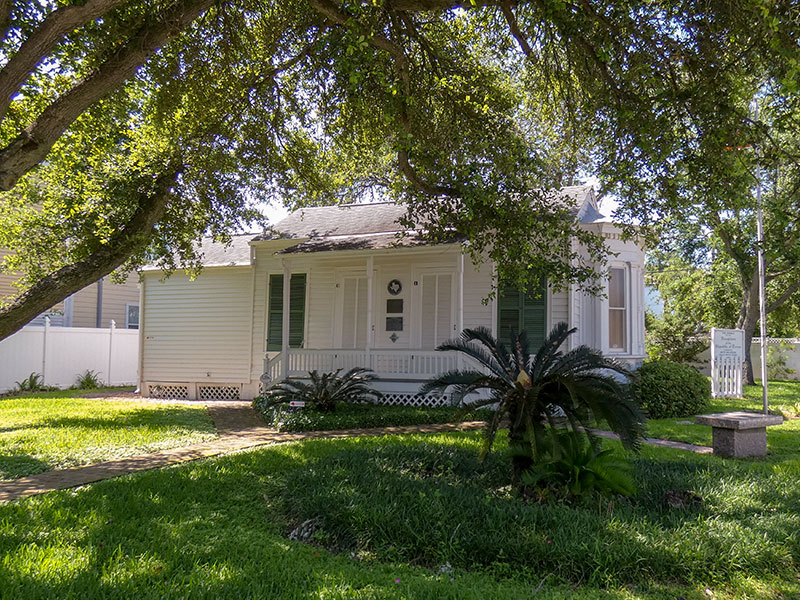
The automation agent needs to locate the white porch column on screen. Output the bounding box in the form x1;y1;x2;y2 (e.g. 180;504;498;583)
365;256;374;369
490;260;498;337
457;252;464;334
599;270;610;354
457;252;465;372
281;259;291;379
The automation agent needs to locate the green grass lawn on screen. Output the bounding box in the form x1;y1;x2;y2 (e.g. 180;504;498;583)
0;389;217;479
0;429;797;599
646;380;800;456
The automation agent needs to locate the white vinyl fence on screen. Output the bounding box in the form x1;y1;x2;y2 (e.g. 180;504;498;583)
0;319;139;393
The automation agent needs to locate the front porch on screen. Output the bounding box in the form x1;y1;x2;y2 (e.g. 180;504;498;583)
262;348;465;406
259;247;474;403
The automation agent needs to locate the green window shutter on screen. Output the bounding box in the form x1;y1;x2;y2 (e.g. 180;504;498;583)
497;277;547;349
497;283;522;348
267;274;283;351
267;273;307;351
522;278;547;349
289;273;306;348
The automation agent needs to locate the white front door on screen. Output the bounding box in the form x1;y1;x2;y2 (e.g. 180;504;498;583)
375;272;410;349
419;272;455;349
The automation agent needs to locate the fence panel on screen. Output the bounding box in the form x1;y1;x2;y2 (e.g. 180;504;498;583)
693;338;800;381
0;321;139;393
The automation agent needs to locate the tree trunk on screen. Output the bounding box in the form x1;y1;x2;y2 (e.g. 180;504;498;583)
738;275;760;386
507;422;533;490
0;0;215;191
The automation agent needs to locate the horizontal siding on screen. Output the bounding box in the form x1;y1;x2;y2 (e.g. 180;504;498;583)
100;275;140;328
142;269;253;383
63;274;137;329
0;248;16;302
70;283;98;328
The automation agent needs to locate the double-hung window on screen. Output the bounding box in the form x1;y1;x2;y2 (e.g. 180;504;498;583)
125;303;140;329
608;267;627;352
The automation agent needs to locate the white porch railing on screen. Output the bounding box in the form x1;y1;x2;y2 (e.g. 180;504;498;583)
263;348;461;386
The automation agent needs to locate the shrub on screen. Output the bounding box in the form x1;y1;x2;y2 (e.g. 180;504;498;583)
421;323;645;489
258;368;381;413
75;369;103;389
256;403;487;432
631;360;710;419
11;372;57;394
521;430;636;501
767;342;796;380
645;311;708;363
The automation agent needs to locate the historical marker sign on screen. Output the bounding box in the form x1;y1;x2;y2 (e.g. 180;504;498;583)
710;328;745;398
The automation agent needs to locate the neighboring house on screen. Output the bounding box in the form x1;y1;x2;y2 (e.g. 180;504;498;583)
0;248;140;329
138;186;646;402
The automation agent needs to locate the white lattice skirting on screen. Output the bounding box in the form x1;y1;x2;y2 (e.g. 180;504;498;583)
146;383;243;401
148;384;189;400
377;393;451;407
198;385;241;401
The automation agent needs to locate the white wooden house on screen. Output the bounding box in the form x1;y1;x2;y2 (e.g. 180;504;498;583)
138;186;645;402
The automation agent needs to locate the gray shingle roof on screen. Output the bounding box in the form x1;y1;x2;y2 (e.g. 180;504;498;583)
170;186;604;266
253;202;408;241
191;234;253;267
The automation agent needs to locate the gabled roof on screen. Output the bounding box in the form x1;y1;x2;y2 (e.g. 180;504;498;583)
252;202;408;241
165;185;606;267
141;233;254;270
192;234;253;267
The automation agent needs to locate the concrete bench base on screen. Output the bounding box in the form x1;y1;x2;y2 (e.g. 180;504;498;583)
695;412;783;458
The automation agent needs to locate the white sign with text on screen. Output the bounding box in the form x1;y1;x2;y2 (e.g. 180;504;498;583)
710;328;744;398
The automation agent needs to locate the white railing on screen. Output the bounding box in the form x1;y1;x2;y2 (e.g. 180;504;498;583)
263;353;283;387
265;348;462;381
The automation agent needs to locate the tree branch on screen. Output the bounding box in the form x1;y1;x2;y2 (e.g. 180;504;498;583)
0;0;129;122
767;277;800;314
0;0;215;191
500;0;533;57
385;0;498;10
0;165;181;340
0;0;11;40
309;0;459;197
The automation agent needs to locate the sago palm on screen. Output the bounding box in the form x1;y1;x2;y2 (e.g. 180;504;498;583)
263;367;382;412
420;323;646;486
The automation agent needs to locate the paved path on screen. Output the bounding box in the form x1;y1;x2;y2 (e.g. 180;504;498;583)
590;429;713;454
0;401;485;503
0;400;712;503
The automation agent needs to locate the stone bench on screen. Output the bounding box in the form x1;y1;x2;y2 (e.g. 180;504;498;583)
694;411;783;458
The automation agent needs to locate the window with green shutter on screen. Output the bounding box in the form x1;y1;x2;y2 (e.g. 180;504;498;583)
267;273;307;351
497;277;547;350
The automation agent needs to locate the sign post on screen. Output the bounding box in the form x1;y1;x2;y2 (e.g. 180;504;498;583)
710;328;745;398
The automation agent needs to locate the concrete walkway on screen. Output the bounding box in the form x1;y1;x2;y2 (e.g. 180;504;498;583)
590;429;713;454
0;400;712;503
0;401;485;503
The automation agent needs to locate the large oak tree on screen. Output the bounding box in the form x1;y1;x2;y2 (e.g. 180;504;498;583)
0;0;798;343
